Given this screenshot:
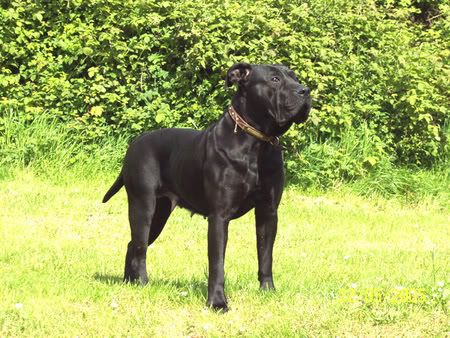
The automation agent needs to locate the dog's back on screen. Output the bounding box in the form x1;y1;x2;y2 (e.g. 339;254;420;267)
103;128;209;214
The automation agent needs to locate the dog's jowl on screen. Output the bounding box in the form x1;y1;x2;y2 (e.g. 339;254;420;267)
103;63;311;311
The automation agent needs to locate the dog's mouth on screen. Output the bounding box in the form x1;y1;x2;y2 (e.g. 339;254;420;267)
292;100;311;124
276;98;311;126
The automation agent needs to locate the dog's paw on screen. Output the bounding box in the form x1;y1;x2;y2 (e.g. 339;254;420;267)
259;279;275;290
206;287;229;312
206;298;229;313
123;274;149;286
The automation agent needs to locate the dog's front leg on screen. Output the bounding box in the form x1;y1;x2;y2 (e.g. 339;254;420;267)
206;215;229;312
255;204;277;290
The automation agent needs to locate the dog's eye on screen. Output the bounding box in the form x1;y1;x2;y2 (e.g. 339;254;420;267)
271;76;280;83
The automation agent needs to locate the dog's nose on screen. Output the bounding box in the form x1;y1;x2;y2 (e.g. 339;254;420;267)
297;87;310;96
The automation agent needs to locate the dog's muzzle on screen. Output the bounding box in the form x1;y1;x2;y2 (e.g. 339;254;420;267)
278;87;311;125
292;100;311;124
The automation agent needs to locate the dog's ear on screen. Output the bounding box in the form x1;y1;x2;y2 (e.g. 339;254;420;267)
225;63;252;87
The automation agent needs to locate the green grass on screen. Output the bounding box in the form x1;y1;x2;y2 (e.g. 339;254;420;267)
1;111;449;335
0;110;129;180
0;169;448;337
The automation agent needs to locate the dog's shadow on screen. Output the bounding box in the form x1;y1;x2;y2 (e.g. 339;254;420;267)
93;273;208;300
93;273;123;285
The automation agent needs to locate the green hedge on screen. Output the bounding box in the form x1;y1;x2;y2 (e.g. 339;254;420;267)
1;0;449;173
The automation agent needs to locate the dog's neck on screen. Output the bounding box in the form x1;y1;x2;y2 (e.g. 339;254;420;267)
228;106;280;145
230;94;293;137
230;94;267;134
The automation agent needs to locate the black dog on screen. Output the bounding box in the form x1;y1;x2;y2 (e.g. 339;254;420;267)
103;63;311;311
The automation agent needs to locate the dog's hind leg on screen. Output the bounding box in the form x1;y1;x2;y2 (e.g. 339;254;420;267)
124;193;156;285
148;197;174;245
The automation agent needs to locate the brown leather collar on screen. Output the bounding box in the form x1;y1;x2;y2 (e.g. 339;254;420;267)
228;106;279;146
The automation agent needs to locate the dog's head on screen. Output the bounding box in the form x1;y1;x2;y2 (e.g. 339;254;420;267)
226;63;311;127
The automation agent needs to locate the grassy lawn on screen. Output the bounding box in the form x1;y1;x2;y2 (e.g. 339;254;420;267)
0;170;448;337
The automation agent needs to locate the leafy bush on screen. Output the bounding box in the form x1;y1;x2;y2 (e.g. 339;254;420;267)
0;0;449;182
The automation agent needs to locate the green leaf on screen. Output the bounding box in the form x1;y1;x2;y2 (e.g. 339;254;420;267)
155;113;165;123
364;156;377;166
35;12;43;22
88;67;98;78
90;106;103;117
82;47;93;56
407;95;417;106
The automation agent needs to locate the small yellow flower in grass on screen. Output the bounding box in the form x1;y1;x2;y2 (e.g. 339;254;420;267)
15;303;23;309
110;300;119;309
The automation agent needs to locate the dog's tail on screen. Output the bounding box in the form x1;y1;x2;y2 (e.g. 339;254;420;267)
102;173;124;203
